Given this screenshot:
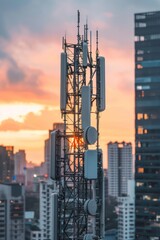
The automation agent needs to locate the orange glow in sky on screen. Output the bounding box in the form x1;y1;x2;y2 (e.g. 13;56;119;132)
0;1;159;168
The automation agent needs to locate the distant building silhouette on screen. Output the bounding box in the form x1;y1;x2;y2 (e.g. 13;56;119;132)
0;145;14;183
44;122;64;177
135;10;160;239
108;142;133;198
0;183;25;240
14;149;27;184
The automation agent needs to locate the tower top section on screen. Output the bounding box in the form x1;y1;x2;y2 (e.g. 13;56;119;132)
62;10;99;58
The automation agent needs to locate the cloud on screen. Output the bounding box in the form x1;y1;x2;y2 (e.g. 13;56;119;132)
0;0;159;45
0;0;70;41
0;47;59;104
0;49;26;83
0;107;61;131
0;118;22;131
0;68;55;104
7;66;26;84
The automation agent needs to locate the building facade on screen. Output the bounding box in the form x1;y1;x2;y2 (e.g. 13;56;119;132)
44;122;64;177
118;180;135;240
14;150;26;175
0;146;14;183
39;180;55;240
108;142;133;198
0;183;25;240
104;168;108;201
135;11;160;239
14;150;27;184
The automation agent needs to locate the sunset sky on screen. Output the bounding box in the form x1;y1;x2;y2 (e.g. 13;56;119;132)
0;0;159;167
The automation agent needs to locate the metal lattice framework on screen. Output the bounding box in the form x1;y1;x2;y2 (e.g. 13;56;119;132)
57;11;104;240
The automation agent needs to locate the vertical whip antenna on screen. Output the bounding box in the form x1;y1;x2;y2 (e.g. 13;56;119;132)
90;31;92;56
62;37;64;50
86;17;88;42
96;30;99;57
84;18;88;42
77;10;80;43
84;24;87;42
62;33;66;52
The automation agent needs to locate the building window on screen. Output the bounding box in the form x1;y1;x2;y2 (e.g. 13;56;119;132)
138;168;144;173
136;182;144;187
137;126;143;134
136;85;150;90
137;113;143;120
136;14;146;20
135;22;147;28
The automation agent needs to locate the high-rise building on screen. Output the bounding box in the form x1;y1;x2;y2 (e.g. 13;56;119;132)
118;180;135;240
39;180;55;240
135;11;160;239
108;142;133;198
14;150;27;184
0;183;25;240
14;150;26;175
0;145;14;183
44;122;64;177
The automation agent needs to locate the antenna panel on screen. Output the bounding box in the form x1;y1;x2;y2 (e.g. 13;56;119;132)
84;150;97;179
82;86;91;129
83;42;88;67
50;130;61;180
60;52;67;111
97;56;106;112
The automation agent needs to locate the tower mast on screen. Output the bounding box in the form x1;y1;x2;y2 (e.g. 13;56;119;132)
51;11;106;240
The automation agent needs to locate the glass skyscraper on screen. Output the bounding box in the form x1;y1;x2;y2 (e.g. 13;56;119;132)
135;11;160;239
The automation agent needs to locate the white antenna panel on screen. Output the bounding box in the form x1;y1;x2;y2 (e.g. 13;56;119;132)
60;52;67;111
50;130;58;180
83;42;88;67
98;56;106;112
82;86;91;129
84;150;97;179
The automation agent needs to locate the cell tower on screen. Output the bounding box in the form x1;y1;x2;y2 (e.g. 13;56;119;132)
50;11;106;240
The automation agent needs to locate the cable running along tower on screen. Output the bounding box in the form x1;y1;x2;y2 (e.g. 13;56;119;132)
50;11;106;240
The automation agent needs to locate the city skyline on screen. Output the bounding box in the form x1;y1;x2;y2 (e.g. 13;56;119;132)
0;0;159;166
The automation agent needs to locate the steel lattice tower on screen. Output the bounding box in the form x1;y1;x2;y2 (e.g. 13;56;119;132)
50;11;106;240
